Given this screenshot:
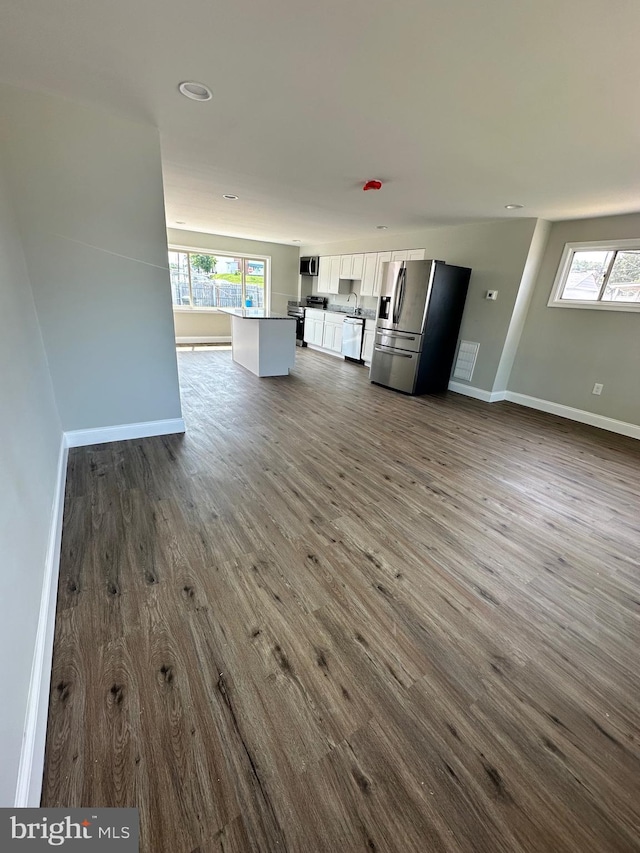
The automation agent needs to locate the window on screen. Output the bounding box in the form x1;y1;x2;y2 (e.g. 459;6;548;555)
168;250;268;310
549;240;640;311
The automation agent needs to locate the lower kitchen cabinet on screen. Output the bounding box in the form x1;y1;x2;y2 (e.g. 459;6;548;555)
322;316;344;353
304;311;344;354
362;327;375;364
303;315;324;347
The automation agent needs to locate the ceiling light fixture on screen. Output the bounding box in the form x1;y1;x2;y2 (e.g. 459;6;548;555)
376;225;388;230
178;81;213;101
504;204;524;210
222;194;239;200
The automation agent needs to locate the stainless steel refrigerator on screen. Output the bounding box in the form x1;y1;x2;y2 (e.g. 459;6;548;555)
369;260;471;395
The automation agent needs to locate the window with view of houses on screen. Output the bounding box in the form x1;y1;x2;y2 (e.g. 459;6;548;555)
168;250;268;309
550;240;640;310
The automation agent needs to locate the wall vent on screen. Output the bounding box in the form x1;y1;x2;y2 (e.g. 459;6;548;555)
453;341;479;382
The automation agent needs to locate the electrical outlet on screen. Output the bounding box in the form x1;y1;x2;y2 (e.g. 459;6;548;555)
592;383;603;395
486;290;498;300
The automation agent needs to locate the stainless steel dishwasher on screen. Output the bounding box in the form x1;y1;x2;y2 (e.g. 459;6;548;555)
341;316;364;361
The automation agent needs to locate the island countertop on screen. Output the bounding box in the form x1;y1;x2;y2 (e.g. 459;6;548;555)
219;307;292;320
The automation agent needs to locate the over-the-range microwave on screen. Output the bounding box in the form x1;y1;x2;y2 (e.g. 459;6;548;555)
299;256;319;276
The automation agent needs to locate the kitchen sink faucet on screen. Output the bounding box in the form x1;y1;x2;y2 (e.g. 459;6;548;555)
347;291;360;314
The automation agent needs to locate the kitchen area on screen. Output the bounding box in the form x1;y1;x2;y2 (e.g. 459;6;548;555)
288;250;471;395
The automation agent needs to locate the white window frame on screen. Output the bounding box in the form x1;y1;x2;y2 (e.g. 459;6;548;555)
548;239;640;313
169;245;271;313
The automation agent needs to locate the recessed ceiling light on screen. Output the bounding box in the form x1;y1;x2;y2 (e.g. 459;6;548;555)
178;81;213;101
504;204;524;210
175;221;186;225
222;194;239;200
376;225;388;230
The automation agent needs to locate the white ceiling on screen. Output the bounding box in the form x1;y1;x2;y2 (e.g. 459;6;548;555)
1;0;639;245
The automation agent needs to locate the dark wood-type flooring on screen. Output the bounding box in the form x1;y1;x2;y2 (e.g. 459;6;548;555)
42;347;640;852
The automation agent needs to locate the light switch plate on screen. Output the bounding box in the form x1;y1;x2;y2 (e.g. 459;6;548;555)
486;290;498;300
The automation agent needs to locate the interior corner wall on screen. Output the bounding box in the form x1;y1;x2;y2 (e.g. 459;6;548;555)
0;84;182;432
508;212;640;426
168;228;300;339
0;158;62;805
300;218;539;393
492;219;551;394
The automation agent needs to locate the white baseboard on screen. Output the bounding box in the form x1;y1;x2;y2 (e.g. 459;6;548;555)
449;383;638;440
448;381;505;403
307;344;344;360
504;392;640;440
15;436;68;807
175;336;231;344
65;418;186;448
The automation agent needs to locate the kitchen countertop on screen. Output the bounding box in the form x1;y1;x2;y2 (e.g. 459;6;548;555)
288;301;376;320
220;307;293;320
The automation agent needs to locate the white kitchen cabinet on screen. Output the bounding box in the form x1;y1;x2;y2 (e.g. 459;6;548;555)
338;253;364;281
374;252;392;297
350;254;364;279
317;257;331;293
318;250;425;294
360;253;378;297
303;315;324;346
362;322;375;364
305;310;344;354
327;255;342;293
391;248;426;262
339;254;353;279
322;313;344;353
317;256;341;293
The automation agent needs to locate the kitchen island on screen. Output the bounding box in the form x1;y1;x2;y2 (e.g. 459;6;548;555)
220;307;296;377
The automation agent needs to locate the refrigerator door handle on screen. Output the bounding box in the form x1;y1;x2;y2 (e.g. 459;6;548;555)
397;267;407;321
374;345;413;358
378;332;416;340
391;266;403;324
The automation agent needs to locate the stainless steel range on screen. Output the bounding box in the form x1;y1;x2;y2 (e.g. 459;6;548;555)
286;304;307;346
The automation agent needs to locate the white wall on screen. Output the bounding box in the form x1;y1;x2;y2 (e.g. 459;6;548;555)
0;85;182;432
302;219;539;392
0;161;62;805
168;228;300;339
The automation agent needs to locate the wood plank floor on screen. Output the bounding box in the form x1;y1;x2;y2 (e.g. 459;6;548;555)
42;347;640;852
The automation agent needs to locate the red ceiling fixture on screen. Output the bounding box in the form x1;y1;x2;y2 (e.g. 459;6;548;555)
363;179;383;191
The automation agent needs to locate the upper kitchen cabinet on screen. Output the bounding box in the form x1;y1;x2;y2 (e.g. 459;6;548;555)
390;249;425;261
338;254;364;280
317;249;426;294
350;254;364;279
317;255;341;293
360;253;378;296
328;256;342;292
317;256;331;293
374;252;392;297
317;255;350;293
339;254;353;279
